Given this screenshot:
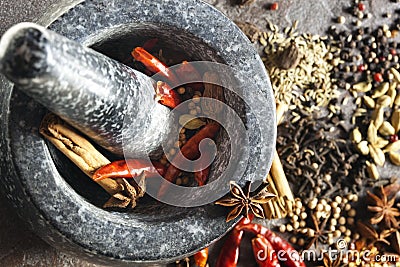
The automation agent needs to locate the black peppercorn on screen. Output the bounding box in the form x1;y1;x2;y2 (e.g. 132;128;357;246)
363;37;373;46
331;72;340;79
362;46;370;54
337;80;346;88
369;62;377;71
346;76;356;83
340;51;350;60
384;61;391;69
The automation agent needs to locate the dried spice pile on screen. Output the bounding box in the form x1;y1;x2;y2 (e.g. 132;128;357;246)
250;1;400;266
277;113;364;202
280;194;359;249
352;181;400;267
247;18;367;204
328;12;400;181
260;21;340;115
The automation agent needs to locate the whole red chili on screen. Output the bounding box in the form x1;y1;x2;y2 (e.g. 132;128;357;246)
193;247;208;267
158;122;220;197
194;143;214;186
215;216;253;267
194;162;211;186
389;134;399;143
131;47;180;84
237;223;306;267
252;235;281;267
155;81;181;109
92;159;166;181
373;73;384;83
179;122;220;160
158;122;221;197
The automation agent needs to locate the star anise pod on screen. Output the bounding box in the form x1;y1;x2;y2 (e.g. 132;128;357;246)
302;213;332;250
367;186;400;228
215;181;276;222
356;221;394;246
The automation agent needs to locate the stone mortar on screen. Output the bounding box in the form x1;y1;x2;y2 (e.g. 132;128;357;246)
0;0;276;265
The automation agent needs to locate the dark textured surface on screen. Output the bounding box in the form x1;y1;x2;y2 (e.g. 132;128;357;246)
0;0;275;265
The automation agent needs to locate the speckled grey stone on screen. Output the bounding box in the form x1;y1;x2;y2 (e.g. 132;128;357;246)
0;23;173;157
0;0;275;265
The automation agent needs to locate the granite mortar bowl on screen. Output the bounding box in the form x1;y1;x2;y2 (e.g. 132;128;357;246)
0;0;276;265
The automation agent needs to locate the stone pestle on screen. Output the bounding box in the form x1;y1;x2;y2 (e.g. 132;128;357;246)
0;22;174;157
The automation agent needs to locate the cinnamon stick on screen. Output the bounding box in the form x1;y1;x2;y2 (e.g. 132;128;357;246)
40;114;141;208
270;151;294;204
263;103;294;219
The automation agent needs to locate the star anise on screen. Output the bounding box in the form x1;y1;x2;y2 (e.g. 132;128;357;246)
356;221;394;246
215;181;276;222
366;186;400;228
302;213;332;250
103;172;146;209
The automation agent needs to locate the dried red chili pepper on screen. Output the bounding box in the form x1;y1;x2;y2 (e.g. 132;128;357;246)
193;247;208;267
252;235;281;267
194;143;214;186
131;47;180;84
194;164;210;186
174;61;203;90
155;81;181;109
179;122;220;160
92;159;166;181
237;223;306;267
215;216;253;267
158;122;220;196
